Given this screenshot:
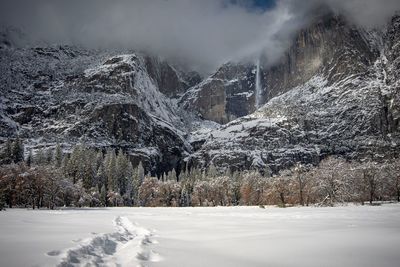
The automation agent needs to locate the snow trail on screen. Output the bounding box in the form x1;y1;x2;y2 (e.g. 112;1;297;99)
50;216;161;267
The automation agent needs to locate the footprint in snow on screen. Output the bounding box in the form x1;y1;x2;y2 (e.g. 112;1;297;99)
46;250;61;256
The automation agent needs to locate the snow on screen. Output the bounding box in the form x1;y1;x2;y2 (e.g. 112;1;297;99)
1;204;400;267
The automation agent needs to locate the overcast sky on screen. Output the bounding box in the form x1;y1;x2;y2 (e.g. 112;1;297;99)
1;0;399;73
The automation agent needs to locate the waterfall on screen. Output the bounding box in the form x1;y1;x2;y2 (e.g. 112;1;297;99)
255;58;262;109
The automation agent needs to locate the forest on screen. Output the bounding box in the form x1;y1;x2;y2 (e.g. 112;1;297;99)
0;139;399;210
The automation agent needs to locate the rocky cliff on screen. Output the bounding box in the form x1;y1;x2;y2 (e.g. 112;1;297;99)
0;13;399;176
0;44;197;175
187;14;400;173
181;14;380;124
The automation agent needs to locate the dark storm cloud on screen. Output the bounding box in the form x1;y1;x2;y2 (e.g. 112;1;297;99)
0;0;399;73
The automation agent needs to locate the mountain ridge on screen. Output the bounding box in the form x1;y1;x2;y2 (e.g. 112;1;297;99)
0;13;399;176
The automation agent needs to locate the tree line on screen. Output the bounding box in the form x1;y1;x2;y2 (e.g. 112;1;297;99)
0;141;399;210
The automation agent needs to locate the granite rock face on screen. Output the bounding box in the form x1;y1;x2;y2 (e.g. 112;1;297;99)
181;15;380;124
0;46;194;176
1;13;400;176
187;14;400;173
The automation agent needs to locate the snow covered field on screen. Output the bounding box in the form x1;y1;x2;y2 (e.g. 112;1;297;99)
1;204;400;267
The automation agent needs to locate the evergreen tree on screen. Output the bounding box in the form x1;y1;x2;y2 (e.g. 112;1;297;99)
170;168;177;182
66;145;81;183
138;161;145;184
124;161;134;205
11;137;24;163
61;154;70;176
100;184;107;207
45;147;53;164
116;150;129;195
35;148;46;165
96;162;106;191
94;151;104;172
79;147;97;190
3;139;12;164
26;149;33;167
105;149;117;192
131;165;143;206
54;143;63;168
264;165;272;178
207;163;218;178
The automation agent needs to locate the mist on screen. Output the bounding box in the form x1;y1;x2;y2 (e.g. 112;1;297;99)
1;0;399;74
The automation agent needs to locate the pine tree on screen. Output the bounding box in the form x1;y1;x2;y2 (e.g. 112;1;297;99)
35;148;46;165
11;137;24;163
100;184;107;207
264;165;272;178
170;168;177;182
61;154;70;176
79;147;97;190
96;162;106;191
54;143;63;168
138;161;145;184
26;149;33;166
116;150;129;195
105;149;117;192
94;151;104;172
46;147;53;164
207;163;218;179
66;145;84;184
3;139;12;164
131;164;145;206
124;161;134;205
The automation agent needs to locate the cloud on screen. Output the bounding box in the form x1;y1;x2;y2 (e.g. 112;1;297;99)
0;0;399;74
324;0;400;27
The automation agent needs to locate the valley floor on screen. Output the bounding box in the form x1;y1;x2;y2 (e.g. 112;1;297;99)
1;204;400;267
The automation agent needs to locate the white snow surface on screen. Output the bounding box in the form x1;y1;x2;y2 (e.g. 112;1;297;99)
1;204;400;267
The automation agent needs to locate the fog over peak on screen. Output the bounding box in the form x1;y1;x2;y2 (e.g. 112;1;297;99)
1;0;399;74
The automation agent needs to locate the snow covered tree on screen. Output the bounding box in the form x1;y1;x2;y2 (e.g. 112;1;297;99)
230;171;242;206
0;188;5;210
240;171;264;205
313;157;357;205
43;168;62;209
356;161;381;204
207;163;218;179
293;163;307;206
138;177;159;206
386;159;400;202
105;149;117;192
123;161;134;205
100;184;107;206
116;150;129;195
158;181;181;206
137;161;145;184
34;148;46;166
169;168;177;182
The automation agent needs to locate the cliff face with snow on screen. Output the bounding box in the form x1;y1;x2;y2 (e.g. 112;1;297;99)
0;46;197;174
0;14;399;176
187;14;400;173
181;15;380;124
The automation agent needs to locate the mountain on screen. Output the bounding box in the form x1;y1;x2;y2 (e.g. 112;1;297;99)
0;13;399;176
186;14;400;173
